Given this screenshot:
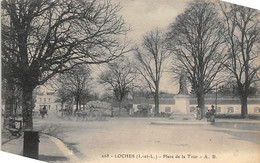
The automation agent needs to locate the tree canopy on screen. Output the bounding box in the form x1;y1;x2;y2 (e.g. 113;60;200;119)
219;2;260;118
100;56;136;116
134;29;169;115
1;0;130;128
2;0;130;88
166;0;226;116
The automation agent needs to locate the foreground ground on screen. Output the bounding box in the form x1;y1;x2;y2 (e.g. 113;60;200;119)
2;110;260;163
34;110;260;163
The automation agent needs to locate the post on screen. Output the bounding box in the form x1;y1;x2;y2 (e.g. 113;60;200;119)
215;84;217;111
23;130;40;159
15;98;18;119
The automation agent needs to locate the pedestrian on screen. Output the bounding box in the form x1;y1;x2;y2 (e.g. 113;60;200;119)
210;105;215;114
194;107;198;119
40;106;47;118
210;105;215;123
196;106;201;120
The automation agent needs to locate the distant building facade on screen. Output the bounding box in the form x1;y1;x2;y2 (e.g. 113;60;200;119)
35;92;62;111
132;94;260;116
132;73;260;116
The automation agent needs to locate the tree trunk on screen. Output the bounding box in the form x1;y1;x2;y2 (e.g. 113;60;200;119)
76;98;79;111
74;96;79;116
61;102;64;117
4;81;14;126
237;82;249;119
154;89;159;116
22;86;34;129
118;101;122;117
197;92;205;118
240;94;248;119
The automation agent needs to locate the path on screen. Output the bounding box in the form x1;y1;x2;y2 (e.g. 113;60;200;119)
32;110;260;163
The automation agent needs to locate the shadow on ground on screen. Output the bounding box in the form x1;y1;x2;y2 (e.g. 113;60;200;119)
209;129;260;144
64;142;85;158
212;122;260;131
216;114;260;120
38;155;68;162
210;121;260;144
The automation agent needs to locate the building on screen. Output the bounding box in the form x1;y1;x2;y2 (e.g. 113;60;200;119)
132;94;260;116
35;92;62;111
132;74;260;116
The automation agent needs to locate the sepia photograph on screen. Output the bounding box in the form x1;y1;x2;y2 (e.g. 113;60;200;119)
1;0;260;162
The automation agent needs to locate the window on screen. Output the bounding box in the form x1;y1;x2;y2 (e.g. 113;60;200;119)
227;107;234;113
39;98;41;102
254;107;260;113
44;98;46;102
165;107;171;113
49;98;51;102
190;107;195;112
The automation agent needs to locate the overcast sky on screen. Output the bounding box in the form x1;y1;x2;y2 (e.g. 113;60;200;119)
112;0;191;43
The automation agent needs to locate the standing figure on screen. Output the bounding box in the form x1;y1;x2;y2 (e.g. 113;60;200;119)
206;105;216;122
178;71;188;95
194;108;198;119
210;105;216;115
209;105;215;122
40;106;47;118
196;106;201;120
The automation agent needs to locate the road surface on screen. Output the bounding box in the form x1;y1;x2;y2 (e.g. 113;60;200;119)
34;110;260;163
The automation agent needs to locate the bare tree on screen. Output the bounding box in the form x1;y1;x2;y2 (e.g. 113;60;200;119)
219;2;260;118
1;0;130;129
56;85;71;116
100;57;136;117
56;65;92;115
134;29;169;115
166;0;226;117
